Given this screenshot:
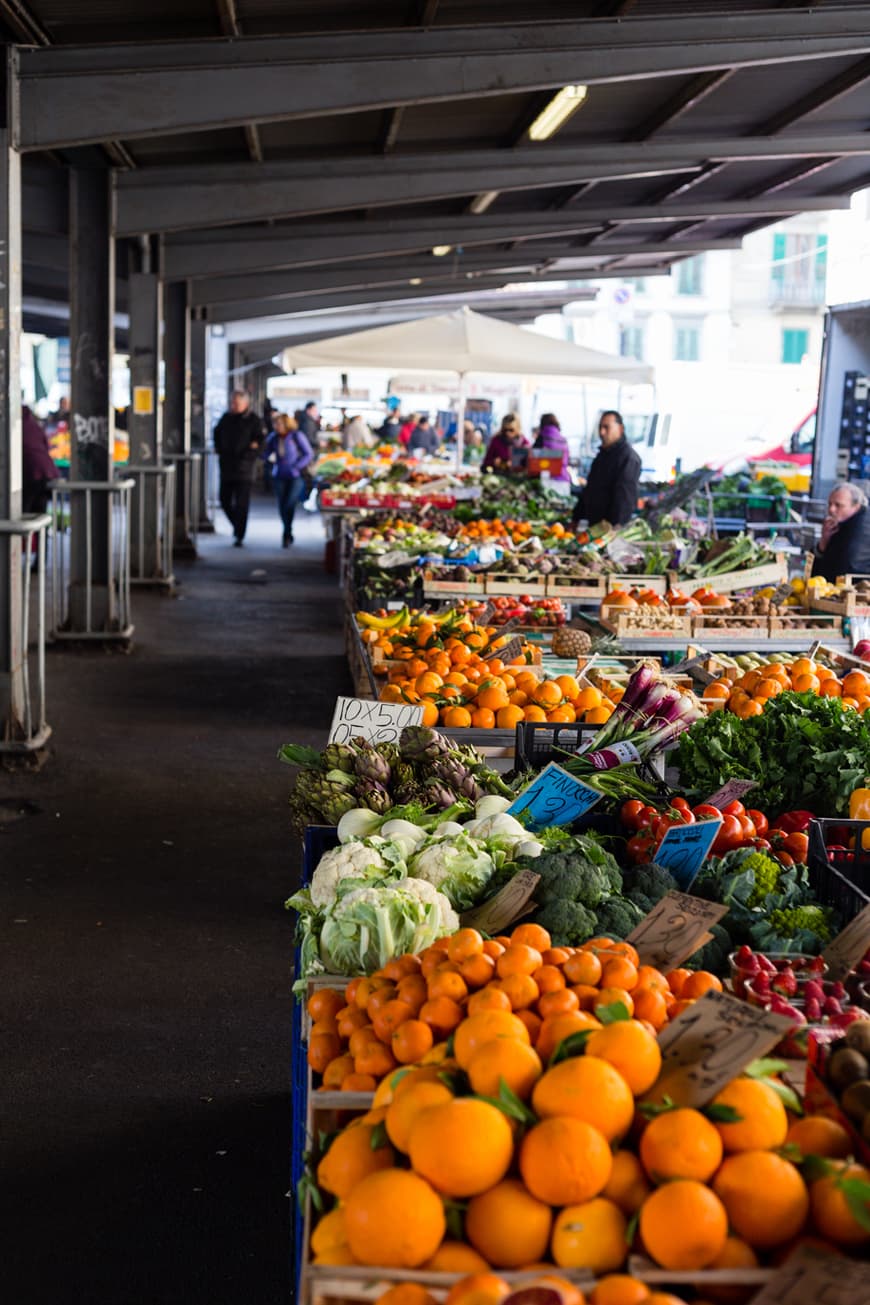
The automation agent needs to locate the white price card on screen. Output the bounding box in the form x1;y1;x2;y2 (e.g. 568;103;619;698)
328;696;422;745
626;891;729;971
650;988;796;1107
462;869;541;933
377;550;418;568
654;817;722;890
823;902;870;981
507;762;602;832
705;778;757;809
749;1246;870;1305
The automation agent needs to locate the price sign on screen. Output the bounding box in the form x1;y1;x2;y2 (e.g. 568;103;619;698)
461;869;541;933
654;817;722;889
583;740;642;768
498;635;525;663
626;891;729;970
749;1246;870;1305
651;988;796;1107
507;762;602;832
328;696;422;745
823;902;870;980
478;544;499;565
705;779;757;809
377;550;418;569
476;602;495;625
497;616;523;634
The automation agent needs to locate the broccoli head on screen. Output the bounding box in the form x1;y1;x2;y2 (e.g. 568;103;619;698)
686;922;732;975
532;899;598;948
624;862;680;914
532;845;622;911
593;896;646;940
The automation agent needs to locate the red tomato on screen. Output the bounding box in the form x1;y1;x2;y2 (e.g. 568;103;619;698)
637;805;659;830
712;813;744;855
671;797;693;813
783;831;809;861
652;812;683;842
722;800;746;817
627;831;658;863
621;799;646;831
748;809;768;836
693;804;723;821
738;814;757;840
775;850;795;867
751;838;772;851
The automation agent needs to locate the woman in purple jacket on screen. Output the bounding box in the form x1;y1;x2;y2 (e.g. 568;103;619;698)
263;413;314;547
532;413;571;482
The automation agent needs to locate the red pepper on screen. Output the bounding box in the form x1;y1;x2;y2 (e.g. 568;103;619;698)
771;810;814;835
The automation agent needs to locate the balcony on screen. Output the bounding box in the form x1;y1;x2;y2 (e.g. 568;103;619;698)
769;279;826;309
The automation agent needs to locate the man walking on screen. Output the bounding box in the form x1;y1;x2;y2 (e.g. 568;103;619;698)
213;389;263;546
298;401;321;448
572;410;641;528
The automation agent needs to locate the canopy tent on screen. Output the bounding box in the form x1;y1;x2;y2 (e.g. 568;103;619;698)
279;305;654;464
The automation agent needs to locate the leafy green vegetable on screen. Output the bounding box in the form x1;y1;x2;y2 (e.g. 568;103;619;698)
624;862;680;914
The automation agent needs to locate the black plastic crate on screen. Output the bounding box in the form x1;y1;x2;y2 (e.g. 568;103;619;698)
513;721;668;787
807;819;870;919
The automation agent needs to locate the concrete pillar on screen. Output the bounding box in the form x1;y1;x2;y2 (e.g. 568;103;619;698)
163;279;194;556
127;266;163;578
189;312;213;531
69;164;115;631
0;48;25;738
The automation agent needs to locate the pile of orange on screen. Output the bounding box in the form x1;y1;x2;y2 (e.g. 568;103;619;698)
306;923;724;1095
449;519;576;548
307;924;870;1283
703;658;870;718
373;1274;736;1305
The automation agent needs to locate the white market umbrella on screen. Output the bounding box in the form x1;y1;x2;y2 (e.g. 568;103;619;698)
279;305;654;465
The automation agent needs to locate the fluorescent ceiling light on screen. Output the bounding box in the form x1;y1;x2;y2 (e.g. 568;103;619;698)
409;277;422;285
469;191;499;215
528;85;588;142
431;245;453;256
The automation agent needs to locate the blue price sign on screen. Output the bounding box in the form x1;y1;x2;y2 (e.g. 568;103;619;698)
655;817;722;889
507;762;602;832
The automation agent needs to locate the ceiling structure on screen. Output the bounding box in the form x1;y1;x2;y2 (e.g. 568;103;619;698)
7;1;870;344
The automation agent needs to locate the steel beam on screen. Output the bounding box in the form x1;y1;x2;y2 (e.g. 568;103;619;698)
18;12;870;149
116;136;870;235
189;240;741;306
127;270;163;579
163;280;195;554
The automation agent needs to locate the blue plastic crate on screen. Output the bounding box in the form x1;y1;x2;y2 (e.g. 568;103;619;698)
302;825;339;885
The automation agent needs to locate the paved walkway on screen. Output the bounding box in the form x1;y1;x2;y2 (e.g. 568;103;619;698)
2;498;349;1304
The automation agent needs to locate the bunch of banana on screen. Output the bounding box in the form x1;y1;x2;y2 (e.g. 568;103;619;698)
356;606;411;631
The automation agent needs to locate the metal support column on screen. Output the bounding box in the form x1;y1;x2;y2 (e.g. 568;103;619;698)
69;163;116;633
189;311;213;532
128;262;163;578
205;327;229;519
163;279;195;556
0;47;27;745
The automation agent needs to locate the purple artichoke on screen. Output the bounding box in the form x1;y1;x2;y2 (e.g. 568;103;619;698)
356;778;393;814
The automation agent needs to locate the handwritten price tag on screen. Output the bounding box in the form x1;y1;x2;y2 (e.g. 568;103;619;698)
749;1245;870;1305
583;740;642;768
498;635;526;663
823;902;870;980
328;696;423;745
461;869;541;934
626;891;729;970
507;762;602;832
651;988;796;1107
705;778;757;809
654;818;722;889
377;550;418;568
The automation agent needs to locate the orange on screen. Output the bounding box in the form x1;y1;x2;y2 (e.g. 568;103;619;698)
310;1206;348;1258
631;988;668;1031
665;968;692;996
396;974;428;1012
468;986;512;1015
454;1009;531;1069
538;989;580;1019
735;698;763;718
564;951;603;986
551;1197;628;1274
464;1179;553;1268
516;1008;543;1043
496;944;543;978
307;1027;342;1073
460;953;497;989
355;1039;398;1079
820;677;843;697
754;677;782;700
535;1009;602;1061
713;1151;809;1249
520;1115;613;1205
445;1274;511;1305
532;1056;634;1142
680;970;723;1000
704;681;731;701
533;680;564;708
408;1097;514;1197
443;705;472;728
423;1242;490;1274
596;987;634;1019
415;671;443;695
312;1244;357;1266
585;1020;662;1095
419;996;464;1040
427;969;468;1003
317;1121;395;1198
471;707;496;728
322;1053;356;1089
809;1161;870;1246
843;669;870;698
477;680;510;711
448;928;484;964
344;1168;446;1267
590;1278;651;1305
511;922;552;951
376;1287;437;1305
547;705;576;723
599;957;638;991
467;1037;543;1101
523;705;548;722
639;1179;729;1269
785;1115;853;1160
701;1236;760;1304
342;1072;377;1091
386;1079;454;1152
420;699;440;726
556;674;581;701
496;704;525;729
575;686;603;711
602;1150;652;1216
634;966;669;994
711;1077;788;1152
308;987;346;1023
640;1107;723;1184
792;673;821;694
372;998;415;1043
497;972;540;1010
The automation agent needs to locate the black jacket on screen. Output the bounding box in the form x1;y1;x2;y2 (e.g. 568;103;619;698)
573;435;641;528
812;506;870;583
213;410;263;478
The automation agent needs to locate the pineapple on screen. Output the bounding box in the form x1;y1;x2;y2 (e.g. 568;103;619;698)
552;626;592;657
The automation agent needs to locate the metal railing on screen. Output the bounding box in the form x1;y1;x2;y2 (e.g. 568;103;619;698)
165;451;202;555
769;280;826;309
49;480;134;641
122;463;177;587
0;514;51;752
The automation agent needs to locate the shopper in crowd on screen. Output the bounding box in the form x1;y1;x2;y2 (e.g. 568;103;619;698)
22;405;58;514
213;388;263;546
572;409;641;528
408;416;439;456
298;401;321;448
377;411;401;443
49;395;70;426
532;412;571;483
463;428;484;465
398;412;419;447
342;414;372;451
812;481;870;582
482;413;528;472
263;412;314;548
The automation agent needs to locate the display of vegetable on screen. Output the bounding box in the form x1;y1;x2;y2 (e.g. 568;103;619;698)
677;691;870;817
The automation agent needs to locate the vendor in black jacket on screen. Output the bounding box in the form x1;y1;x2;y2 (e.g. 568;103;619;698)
213;389;264;545
812;482;870;582
571;410;641;529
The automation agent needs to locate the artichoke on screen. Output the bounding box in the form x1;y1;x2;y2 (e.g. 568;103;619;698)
395;782;426;806
393;761;416;790
354;748;392;785
322;742;357;773
376;742;400;768
422;778;458;810
356;778;393;815
431;756;471;789
399;725;450;762
457;774;485;802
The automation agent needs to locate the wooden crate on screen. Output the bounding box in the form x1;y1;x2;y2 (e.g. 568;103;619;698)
545;574;608;600
806;588;857;617
423;577;486;598
768;612;845;637
605;573;669;595
691;612;772;640
600;611;693;639
677;555;788;595
484;574;547;597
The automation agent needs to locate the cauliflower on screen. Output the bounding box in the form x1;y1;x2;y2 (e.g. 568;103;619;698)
403;876;460;933
409;833;494;911
318;879;456;974
309;841;388;907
